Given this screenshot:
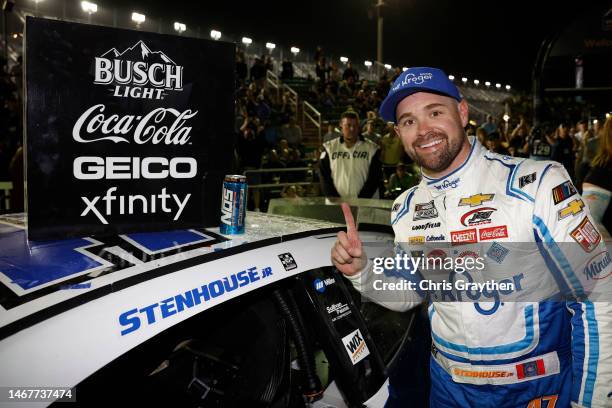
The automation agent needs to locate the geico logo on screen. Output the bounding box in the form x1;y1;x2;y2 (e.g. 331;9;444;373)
453;368;514;378
73;157;197;180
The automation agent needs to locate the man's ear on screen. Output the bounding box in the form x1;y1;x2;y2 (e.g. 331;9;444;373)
458;99;469;128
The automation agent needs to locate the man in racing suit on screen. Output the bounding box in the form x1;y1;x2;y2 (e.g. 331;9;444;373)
331;67;612;407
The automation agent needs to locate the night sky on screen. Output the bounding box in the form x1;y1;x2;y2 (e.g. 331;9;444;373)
103;0;610;91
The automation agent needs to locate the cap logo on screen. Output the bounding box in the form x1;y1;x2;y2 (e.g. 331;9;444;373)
392;72;433;91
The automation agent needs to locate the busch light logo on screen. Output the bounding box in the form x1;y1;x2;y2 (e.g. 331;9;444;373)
434;178;460;191
393;72;433;91
314;277;336;293
583;251;612;281
95;40;184;100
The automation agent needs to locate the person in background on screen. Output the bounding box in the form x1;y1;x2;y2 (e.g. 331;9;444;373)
8;145;23;212
575;119;588;143
319;110;381;198
235;52;248;85
280;59;294;80
479;114;497;135
575;128;599;191
362;120;381;145
550;123;576;181
385;162;420;198
323;122;340;143
280;116;303;150
475;127;487;146
342;61;359;82
525;126;553;161
249;57;266;89
380;122;405;179
485;132;510;155
582;116;611;234
238;116;265;210
508;126;528;157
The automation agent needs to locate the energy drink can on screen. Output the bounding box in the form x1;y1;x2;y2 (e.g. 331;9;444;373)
220;175;247;235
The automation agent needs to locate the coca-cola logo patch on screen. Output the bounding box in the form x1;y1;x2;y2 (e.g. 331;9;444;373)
479;226;509;241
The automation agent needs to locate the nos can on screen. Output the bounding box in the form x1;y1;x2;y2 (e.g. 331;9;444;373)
220;175;247;235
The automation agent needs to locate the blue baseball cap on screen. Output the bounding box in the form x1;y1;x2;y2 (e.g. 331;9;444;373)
379;67;461;123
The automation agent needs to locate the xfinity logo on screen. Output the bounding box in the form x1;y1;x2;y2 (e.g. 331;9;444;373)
94;40;184;100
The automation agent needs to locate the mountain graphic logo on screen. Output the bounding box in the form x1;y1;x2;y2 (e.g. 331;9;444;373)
100;40;176;65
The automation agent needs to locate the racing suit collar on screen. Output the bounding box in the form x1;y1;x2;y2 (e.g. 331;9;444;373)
420;136;481;195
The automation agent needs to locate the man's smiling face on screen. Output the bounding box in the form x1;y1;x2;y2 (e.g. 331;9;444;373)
394;92;470;176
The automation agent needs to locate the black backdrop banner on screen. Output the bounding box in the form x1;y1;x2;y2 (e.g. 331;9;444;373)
25;17;235;240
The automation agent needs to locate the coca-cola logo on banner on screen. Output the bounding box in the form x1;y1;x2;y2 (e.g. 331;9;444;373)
25;17;235;240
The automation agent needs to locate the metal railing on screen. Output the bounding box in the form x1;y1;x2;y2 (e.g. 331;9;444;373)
266;70;281;98
283;84;299;117
302;101;322;145
265;70;299;116
243;167;316;191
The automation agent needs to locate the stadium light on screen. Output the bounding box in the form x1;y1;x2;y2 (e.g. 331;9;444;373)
266;42;276;50
340;56;348;63
473;79;480;85
364;60;372;67
290;47;300;55
495;83;502;89
485;81;491;87
131;12;145;26
210;30;222;40
81;1;97;14
448;75;455;81
384;64;392;70
242;37;252;46
461;77;468;83
505;85;511;90
174;22;186;33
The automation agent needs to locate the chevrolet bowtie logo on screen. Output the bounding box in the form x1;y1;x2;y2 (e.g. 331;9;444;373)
558;199;584;220
459;193;494;207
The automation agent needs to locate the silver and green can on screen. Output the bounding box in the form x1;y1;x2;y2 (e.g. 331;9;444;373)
220;174;247;235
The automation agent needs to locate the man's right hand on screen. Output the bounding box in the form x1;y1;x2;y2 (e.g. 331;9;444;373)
331;203;367;276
